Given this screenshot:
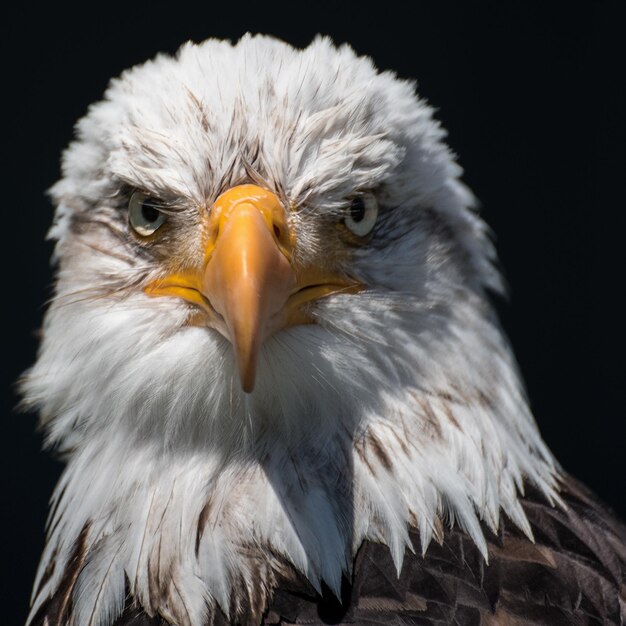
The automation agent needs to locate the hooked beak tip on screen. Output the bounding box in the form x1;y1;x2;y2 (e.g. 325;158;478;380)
240;375;256;394
233;334;259;393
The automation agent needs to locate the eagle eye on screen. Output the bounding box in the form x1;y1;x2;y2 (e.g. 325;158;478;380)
128;191;167;236
344;194;378;237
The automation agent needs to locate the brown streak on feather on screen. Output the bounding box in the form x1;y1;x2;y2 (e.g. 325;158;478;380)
146;552;159;611
53;524;91;619
388;422;410;456
186;88;211;133
168;577;193;626
354;438;376;476
195;500;212;556
70;213;128;243
249;564;264;620
477;389;495;410
479;608;529;625
31;523;91;626
441;401;462;430
434;389;455;403
33;549;58;601
488;536;557;568
412;394;443;438
358;593;427;612
367;434;392;471
432;514;445;545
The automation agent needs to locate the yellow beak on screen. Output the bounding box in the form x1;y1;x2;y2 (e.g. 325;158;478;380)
145;184;359;392
201;185;295;391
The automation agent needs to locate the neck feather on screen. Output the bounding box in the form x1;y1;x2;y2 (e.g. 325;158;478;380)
25;291;560;625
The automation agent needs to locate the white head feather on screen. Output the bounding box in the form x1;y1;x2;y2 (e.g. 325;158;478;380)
23;35;560;626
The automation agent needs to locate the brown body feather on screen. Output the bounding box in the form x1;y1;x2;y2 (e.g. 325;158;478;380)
262;476;626;625
33;475;626;626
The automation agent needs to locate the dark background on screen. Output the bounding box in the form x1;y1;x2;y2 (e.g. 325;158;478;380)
3;1;624;621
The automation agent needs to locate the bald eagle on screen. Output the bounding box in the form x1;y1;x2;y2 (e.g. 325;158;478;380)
22;35;626;625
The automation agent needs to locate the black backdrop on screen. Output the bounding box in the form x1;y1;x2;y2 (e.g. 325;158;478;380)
3;2;624;621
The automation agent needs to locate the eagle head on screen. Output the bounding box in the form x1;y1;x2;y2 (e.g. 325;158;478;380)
22;35;559;625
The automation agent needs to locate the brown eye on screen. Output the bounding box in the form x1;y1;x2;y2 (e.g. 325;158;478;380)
344;194;378;237
128;191;167;236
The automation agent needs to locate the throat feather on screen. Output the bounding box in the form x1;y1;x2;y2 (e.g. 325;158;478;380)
28;390;559;626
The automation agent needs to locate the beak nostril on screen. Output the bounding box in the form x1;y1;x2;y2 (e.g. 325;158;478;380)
273;224;281;240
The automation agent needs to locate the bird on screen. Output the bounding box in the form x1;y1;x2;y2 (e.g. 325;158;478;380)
21;34;626;625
